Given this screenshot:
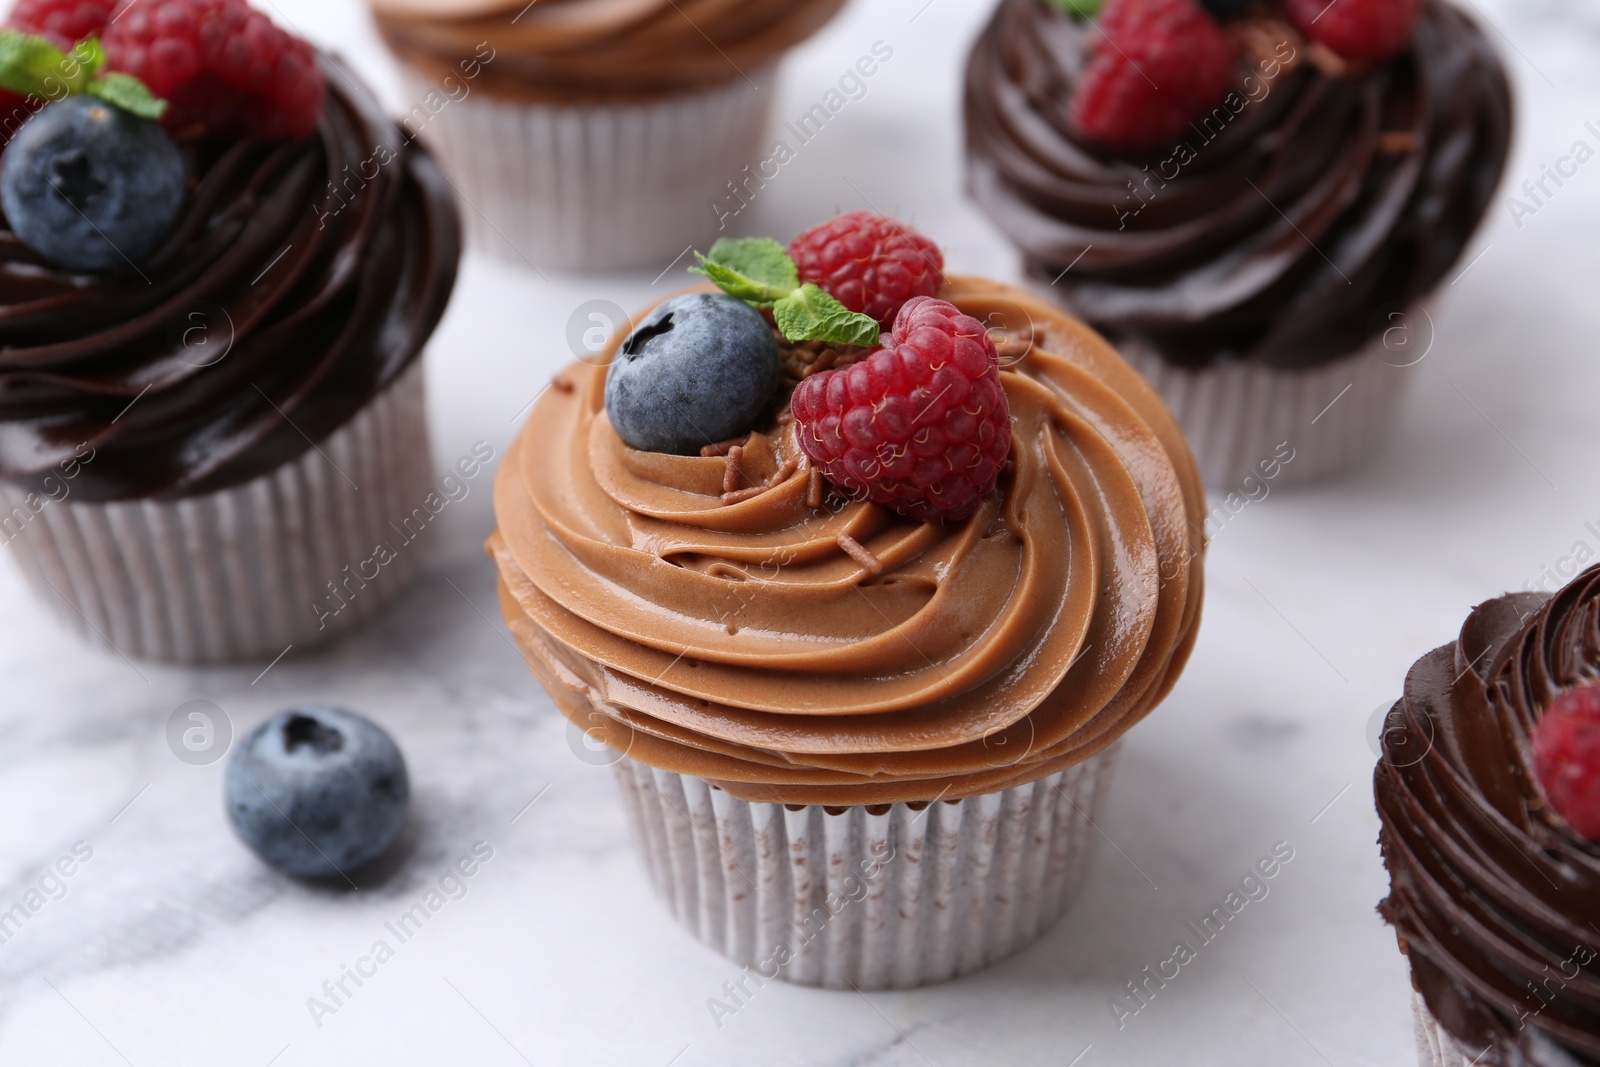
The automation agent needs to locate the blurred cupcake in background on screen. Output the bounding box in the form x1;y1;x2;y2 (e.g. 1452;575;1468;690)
367;0;848;271
964;0;1511;488
1376;566;1600;1065
0;0;461;663
490;213;1206;988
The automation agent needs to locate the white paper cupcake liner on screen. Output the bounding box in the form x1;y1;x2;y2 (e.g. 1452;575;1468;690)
1412;992;1478;1067
0;361;433;665
398;67;777;272
1117;301;1437;492
611;744;1118;990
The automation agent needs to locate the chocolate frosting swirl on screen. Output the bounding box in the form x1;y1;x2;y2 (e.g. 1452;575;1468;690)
0;60;461;502
490;278;1206;806
963;0;1511;370
1376;568;1600;1065
372;0;848;102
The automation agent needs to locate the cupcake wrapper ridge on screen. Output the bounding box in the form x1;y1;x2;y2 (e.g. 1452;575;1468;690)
399;67;777;273
612;744;1118;991
0;361;432;665
1412;992;1480;1067
1115;298;1440;491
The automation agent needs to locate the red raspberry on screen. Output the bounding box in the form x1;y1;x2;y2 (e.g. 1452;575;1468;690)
1283;0;1421;64
1069;0;1234;151
102;0;324;139
788;212;944;329
1532;685;1600;842
791;296;1011;524
6;0;113;49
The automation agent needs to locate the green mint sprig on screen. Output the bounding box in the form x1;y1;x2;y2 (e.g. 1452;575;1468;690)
1044;0;1103;18
0;31;166;120
692;237;881;348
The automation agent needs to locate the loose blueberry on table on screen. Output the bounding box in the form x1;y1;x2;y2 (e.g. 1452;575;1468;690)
226;706;410;880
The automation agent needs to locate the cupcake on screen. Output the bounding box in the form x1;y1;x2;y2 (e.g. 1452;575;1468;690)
490;213;1205;988
964;0;1512;488
0;2;461;663
1376;567;1600;1065
367;0;847;271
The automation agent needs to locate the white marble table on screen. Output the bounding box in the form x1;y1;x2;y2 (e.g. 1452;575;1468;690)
2;0;1598;1063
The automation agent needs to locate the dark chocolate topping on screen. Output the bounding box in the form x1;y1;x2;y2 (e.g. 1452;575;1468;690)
963;0;1511;370
1376;568;1600;1065
0;58;461;501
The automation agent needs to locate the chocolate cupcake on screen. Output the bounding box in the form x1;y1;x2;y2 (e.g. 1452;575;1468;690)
366;0;847;271
964;0;1511;487
1376;566;1600;1065
490;215;1205;988
0;6;461;663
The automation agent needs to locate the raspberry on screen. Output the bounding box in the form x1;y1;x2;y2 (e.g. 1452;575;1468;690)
6;0;113;49
791;296;1011;524
102;0;323;139
1532;685;1600;842
1069;0;1234;151
788;212;944;329
1283;0;1421;63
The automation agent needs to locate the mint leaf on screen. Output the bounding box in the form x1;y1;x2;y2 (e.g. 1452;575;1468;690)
0;30;70;99
690;236;800;307
773;284;880;347
691;235;879;346
70;37;105;81
706;237;797;291
1044;0;1103;17
0;31;164;117
86;72;166;120
691;253;794;306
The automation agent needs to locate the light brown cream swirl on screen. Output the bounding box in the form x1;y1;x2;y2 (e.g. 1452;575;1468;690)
370;0;848;101
490;277;1206;804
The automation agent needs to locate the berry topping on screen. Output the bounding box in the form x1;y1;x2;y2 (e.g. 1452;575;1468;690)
1533;685;1600;843
693;236;880;347
226;706;410;879
791;296;1012;524
787;212;945;330
606;292;782;455
1045;0;1103;16
1069;0;1235;151
7;0;114;50
1;94;184;271
102;0;324;140
1282;0;1420;64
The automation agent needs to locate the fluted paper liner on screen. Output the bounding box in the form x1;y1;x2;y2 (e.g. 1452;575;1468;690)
1115;299;1438;491
398;68;775;272
612;743;1118;990
1412;992;1477;1067
0;362;432;664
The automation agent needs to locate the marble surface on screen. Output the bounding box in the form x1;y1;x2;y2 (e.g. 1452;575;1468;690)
2;0;1599;1064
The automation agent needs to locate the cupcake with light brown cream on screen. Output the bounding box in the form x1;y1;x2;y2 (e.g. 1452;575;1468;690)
367;0;848;270
489;213;1205;988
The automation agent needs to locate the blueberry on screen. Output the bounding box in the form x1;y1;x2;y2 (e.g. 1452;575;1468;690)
1197;0;1251;16
605;292;782;454
0;96;185;273
225;706;409;880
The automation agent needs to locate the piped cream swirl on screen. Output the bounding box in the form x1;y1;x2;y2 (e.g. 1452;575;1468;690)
371;0;848;101
490;278;1205;804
